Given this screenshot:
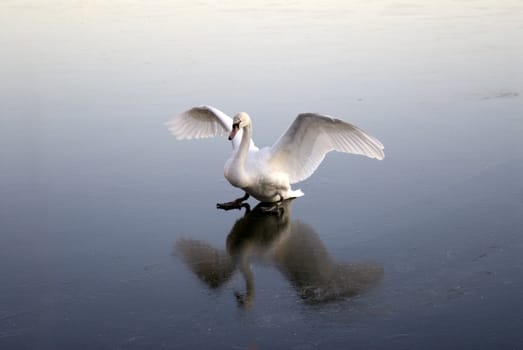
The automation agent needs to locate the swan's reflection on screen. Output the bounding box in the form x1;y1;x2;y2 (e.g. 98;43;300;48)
175;200;383;308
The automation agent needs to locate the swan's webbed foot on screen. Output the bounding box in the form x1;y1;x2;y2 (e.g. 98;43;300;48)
217;202;251;212
217;193;250;211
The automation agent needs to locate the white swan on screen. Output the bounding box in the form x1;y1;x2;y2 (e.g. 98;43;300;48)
167;106;384;207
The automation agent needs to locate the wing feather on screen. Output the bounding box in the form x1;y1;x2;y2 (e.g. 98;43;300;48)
269;113;385;184
166;105;231;140
166;105;259;151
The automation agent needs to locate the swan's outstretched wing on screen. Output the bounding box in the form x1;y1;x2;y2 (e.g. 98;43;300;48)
269;113;385;184
166;105;258;150
166;105;231;140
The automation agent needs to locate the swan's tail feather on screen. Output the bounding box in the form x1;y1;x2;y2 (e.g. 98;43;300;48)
288;189;305;199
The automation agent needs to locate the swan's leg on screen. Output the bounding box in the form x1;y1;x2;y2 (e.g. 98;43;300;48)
217;192;250;211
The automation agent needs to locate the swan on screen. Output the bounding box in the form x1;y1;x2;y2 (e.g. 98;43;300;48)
167;106;384;208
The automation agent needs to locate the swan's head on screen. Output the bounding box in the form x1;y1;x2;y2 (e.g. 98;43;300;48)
228;112;251;140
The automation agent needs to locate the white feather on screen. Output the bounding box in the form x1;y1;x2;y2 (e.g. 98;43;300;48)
269;113;384;184
166;105;257;151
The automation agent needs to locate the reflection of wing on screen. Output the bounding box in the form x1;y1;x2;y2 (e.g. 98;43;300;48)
175;239;235;289
299;262;383;303
269;113;385;184
273;221;383;303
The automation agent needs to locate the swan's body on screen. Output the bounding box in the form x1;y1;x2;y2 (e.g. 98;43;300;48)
167;106;384;203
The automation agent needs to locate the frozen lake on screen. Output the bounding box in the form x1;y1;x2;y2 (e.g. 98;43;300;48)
1;1;523;349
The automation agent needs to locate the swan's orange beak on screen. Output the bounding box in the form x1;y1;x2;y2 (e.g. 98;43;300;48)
228;124;239;140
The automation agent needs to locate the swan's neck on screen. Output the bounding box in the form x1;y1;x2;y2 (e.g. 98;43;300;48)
225;124;252;189
235;124;252;165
